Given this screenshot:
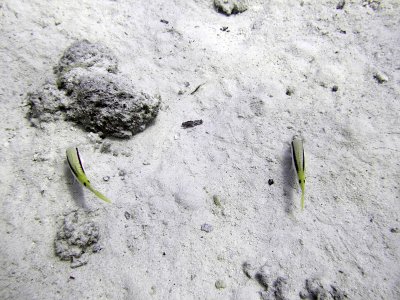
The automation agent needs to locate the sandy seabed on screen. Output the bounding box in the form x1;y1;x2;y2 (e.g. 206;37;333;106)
0;1;399;299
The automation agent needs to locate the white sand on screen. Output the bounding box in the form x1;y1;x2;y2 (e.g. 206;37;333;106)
1;0;399;299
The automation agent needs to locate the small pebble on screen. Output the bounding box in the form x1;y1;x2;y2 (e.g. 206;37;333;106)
215;279;226;289
336;0;345;10
286;87;295;96
390;227;399;233
268;179;274;185
201;223;213;233
182;119;203;129
332;85;339;92
92;244;102;253
374;71;388;83
118;170;126;176
100;141;112;153
124;211;131;220
213;195;222;207
103;176;110;182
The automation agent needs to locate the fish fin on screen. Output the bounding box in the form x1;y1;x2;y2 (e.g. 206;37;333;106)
87;185;111;203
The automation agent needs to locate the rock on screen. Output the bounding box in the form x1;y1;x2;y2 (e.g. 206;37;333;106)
390;227;399;233
336;0;345;9
59;68;160;138
286;87;295;96
213;195;222;207
201;223;213;233
100;141;112;153
215;279;227;289
182;119;203;128
124;211;132;220
55;40;118;75
214;0;248;16
373;71;388;83
27;40;161;138
54;210;101;267
26;82;71;125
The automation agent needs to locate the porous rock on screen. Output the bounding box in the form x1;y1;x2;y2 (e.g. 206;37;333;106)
55;39;118;75
214;0;248;16
27;40;161;138
59;68;160;138
54;210;101;267
26;82;71;126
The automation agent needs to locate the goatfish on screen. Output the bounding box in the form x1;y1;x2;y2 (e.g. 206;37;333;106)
66;147;111;203
291;136;306;209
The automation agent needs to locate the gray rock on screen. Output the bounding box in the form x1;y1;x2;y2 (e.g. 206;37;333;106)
54;210;101;267
373;71;388;84
27;40;161;138
59;68;160;138
26;82;71;125
201;223;213;233
214;0;247;16
55;39;118;76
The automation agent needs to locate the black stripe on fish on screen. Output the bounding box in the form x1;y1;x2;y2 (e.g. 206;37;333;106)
75;148;86;174
302;148;305;171
292;141;299;173
67;155;79;178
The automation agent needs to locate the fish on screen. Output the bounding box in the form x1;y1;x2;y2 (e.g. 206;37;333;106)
66;147;111;203
291;136;306;209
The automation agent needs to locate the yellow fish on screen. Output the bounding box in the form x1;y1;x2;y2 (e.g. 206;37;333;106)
66;147;111;203
291;136;306;209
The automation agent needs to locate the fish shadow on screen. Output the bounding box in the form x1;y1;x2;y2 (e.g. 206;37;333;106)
64;163;88;209
281;142;296;214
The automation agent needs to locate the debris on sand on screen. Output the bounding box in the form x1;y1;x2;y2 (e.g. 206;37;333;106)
201;223;213;233
54;210;101;268
182;119;203;128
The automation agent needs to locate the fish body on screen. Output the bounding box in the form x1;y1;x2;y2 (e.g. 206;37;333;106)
291;136;306;209
66;147;111;203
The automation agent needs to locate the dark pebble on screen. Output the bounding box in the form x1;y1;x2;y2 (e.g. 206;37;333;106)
182;120;203;128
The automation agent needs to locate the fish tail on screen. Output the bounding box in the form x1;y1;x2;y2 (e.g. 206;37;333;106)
87;185;111;203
